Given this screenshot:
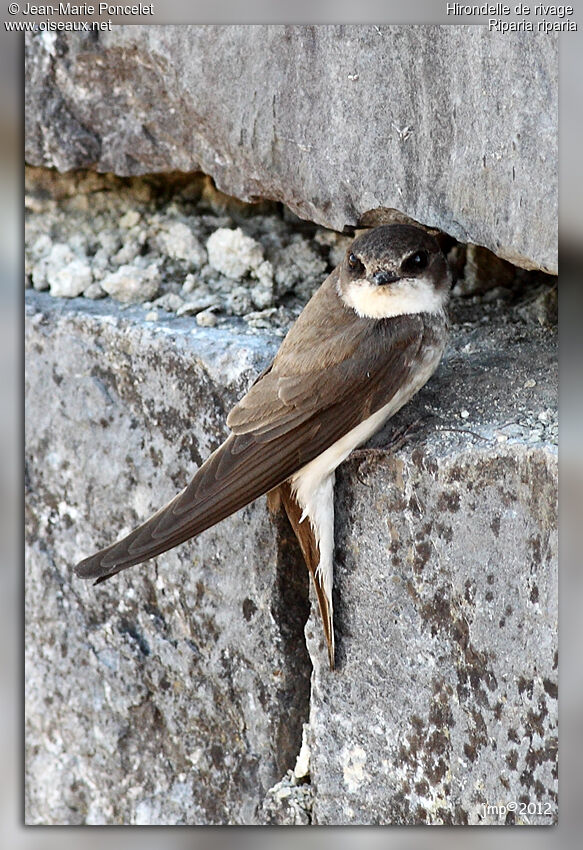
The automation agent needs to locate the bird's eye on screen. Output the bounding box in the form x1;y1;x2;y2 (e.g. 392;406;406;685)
348;252;364;273
401;250;429;275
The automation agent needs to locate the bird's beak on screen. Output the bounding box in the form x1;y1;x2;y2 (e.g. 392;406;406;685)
372;270;400;286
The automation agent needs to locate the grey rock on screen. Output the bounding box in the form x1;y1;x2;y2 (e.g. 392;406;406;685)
31;233;52;257
32;240;93;298
243;309;279;331
25;292;311;825
272;237;327;299
119;210;141;229
226;285;254;317
151;292;185;313
176;294;219;317
181;274;202;295
95;230;122;260
250;261;275;310
195;308;219;328
27;233;53;288
101;263;160;304
154;221;207;267
111;235;148;267
206;228;265;280
24;26;558;273
308;445;557;825
83;282;107;300
23;166;326;329
257;772;313;825
32;242;73;292
250;284;274;312
30;261;50;292
25;279;557;824
49;257;93;298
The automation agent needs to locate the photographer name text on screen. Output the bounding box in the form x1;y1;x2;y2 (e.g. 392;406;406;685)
18;3;153;14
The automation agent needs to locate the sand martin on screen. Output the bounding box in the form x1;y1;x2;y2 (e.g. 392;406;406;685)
75;224;451;668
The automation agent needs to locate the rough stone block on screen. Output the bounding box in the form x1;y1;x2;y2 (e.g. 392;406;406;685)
25;283;557;824
309;446;557;824
25;294;311;825
24;26;557;273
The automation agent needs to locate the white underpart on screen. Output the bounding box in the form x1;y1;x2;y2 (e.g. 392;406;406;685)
340;276;447;319
289;338;446;636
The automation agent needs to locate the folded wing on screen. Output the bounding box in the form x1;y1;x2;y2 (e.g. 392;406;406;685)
75;303;424;583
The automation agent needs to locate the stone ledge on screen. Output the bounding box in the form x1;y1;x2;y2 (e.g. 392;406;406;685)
25;290;557;824
24;26;557;273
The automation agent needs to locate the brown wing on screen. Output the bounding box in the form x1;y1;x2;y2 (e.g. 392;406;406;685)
75;300;425;583
226;271;422;438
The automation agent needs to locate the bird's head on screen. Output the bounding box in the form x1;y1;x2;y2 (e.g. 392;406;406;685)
337;224;451;319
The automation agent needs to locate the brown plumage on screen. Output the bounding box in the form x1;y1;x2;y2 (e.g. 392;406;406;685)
75;224;451;667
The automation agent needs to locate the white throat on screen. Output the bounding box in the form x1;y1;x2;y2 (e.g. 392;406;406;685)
340;276;447;319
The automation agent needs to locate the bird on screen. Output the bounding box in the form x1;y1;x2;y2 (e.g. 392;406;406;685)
75;223;451;669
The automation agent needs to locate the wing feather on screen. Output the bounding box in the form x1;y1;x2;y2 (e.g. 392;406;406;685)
75;298;425;582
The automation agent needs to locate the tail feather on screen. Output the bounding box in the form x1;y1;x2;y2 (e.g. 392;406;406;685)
277;481;335;669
